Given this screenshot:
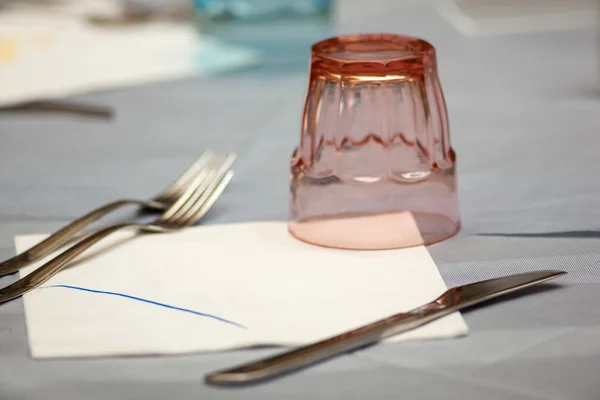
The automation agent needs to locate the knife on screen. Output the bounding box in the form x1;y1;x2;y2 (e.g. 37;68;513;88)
205;269;566;386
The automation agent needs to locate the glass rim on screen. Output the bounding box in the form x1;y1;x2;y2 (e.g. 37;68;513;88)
311;33;436;64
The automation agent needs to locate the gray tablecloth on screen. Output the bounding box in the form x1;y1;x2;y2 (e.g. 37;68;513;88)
1;1;599;399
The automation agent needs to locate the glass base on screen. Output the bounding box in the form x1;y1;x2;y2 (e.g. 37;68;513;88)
288;211;460;250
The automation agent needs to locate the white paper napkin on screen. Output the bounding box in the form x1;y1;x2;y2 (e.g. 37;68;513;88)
15;221;468;359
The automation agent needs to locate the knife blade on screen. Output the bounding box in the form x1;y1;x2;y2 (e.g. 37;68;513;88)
205;269;566;386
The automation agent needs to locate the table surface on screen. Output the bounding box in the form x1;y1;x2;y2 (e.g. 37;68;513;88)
1;1;600;399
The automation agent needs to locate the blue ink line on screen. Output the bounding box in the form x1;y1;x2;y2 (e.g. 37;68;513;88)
43;284;246;329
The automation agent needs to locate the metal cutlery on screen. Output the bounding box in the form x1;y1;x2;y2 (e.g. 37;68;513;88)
0;153;236;304
205;269;566;387
1;101;114;119
0;151;219;277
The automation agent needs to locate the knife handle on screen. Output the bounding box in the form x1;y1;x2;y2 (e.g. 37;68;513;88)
205;305;449;386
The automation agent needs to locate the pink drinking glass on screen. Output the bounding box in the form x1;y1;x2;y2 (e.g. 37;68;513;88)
288;33;461;250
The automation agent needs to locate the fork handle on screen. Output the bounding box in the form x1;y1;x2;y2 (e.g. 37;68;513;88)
0;199;163;277
0;223;140;304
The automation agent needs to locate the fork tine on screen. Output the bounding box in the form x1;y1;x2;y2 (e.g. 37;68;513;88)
162;154;230;222
154;151;215;202
180;170;234;226
157;160;217;222
173;156;236;226
159;153;236;224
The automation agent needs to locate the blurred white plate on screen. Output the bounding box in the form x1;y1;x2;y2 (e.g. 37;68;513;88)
0;1;260;107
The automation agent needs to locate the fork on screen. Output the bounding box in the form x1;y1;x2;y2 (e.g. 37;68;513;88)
0;151;218;277
0;153;236;305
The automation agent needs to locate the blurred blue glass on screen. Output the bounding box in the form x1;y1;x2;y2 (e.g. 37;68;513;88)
193;0;334;73
194;0;331;19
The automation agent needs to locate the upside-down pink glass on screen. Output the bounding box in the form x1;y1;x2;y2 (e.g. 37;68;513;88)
288;33;461;250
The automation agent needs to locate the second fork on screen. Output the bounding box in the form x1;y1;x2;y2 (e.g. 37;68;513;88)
0;151;219;277
0;153;236;304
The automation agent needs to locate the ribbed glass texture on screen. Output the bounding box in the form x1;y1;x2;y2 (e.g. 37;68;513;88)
289;34;461;249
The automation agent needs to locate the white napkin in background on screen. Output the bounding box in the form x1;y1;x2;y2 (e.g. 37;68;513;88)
15;221;468;359
0;0;259;107
439;0;598;37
